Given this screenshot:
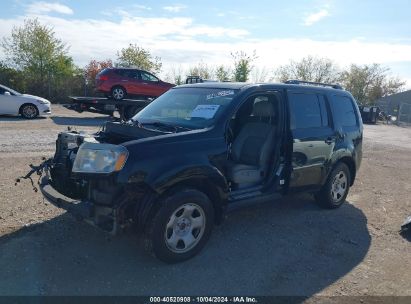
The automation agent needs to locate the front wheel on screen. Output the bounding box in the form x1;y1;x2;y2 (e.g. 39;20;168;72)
145;189;214;263
20;104;39;119
315;163;351;209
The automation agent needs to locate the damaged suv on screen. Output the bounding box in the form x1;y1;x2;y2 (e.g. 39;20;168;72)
35;80;363;263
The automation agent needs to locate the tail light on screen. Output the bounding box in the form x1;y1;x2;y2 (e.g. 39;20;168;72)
98;75;109;81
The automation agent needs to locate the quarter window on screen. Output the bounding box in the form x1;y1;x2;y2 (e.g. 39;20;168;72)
332;95;357;127
289;93;328;129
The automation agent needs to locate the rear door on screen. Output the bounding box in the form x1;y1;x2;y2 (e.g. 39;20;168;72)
288;90;335;190
329;94;363;169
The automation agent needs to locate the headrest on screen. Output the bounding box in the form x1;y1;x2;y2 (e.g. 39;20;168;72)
252;99;275;117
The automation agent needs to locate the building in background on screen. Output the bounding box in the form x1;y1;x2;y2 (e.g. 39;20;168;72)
376;90;411;124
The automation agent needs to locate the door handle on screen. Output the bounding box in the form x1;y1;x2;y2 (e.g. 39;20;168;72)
122;80;128;82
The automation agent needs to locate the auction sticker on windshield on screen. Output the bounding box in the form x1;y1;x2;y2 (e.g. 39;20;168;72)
190;105;220;119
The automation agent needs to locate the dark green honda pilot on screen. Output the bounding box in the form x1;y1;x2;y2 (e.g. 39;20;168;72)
37;80;363;263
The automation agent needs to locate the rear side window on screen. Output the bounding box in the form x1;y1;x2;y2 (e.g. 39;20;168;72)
97;68;110;76
289;93;328;129
332;95;357;127
115;69;138;79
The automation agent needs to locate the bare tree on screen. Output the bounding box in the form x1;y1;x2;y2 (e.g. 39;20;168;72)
188;61;214;79
165;65;185;85
251;66;270;83
275;56;341;84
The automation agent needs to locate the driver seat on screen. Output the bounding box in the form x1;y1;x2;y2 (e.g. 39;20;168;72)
227;98;276;188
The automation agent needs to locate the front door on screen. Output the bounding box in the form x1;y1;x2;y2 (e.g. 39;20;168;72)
140;71;162;96
287;90;335;190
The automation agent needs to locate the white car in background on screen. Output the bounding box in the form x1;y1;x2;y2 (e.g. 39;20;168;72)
0;84;51;119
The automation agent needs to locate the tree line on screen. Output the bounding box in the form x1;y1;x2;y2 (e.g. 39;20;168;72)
0;18;406;105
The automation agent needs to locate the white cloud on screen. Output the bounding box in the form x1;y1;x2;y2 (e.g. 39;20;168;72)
133;4;151;11
26;1;73;15
163;5;187;13
303;8;330;26
0;14;411;83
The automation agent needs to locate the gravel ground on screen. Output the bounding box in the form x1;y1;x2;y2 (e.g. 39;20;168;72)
0;105;410;297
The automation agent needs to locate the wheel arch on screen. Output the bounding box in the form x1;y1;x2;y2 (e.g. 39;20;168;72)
134;175;228;232
336;156;356;186
19;103;39;116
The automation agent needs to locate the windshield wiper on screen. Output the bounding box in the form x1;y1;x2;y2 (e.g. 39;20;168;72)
141;121;191;133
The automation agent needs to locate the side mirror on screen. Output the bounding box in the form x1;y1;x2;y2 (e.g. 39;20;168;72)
4;91;11;96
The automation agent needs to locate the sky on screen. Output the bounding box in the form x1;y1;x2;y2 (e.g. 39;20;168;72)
0;0;411;85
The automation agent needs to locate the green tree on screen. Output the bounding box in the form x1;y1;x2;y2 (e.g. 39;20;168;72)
215;65;231;81
275;56;341;83
231;50;257;82
1;18;75;98
116;44;162;74
0;61;26;92
340;63;405;105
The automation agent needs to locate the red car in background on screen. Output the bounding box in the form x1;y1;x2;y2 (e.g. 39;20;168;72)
96;68;174;100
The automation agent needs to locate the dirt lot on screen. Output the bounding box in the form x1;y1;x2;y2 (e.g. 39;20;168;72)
0;105;410;297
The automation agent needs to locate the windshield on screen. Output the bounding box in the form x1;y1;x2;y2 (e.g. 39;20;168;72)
133;87;239;129
0;84;21;95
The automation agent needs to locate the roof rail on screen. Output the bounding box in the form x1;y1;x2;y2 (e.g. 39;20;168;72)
285;79;343;90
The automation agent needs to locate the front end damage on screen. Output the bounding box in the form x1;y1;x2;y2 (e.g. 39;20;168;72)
21;128;155;234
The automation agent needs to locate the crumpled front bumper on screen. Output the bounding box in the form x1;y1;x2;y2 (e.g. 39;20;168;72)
39;176;94;220
39;176;119;234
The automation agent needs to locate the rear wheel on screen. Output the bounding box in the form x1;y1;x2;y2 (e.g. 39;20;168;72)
20;104;39;119
144;189;214;263
315;162;351;209
111;86;126;100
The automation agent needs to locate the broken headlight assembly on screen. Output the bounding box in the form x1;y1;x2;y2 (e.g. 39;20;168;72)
72;142;128;174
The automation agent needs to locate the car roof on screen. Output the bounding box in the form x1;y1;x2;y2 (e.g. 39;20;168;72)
176;82;252;90
175;82;349;94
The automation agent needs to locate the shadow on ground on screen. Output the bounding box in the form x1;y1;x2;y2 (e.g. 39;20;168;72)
51;116;113;127
0;115;47;122
0;194;370;296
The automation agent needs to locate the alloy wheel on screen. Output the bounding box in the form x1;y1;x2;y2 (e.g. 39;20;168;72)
164;203;206;253
331;171;348;202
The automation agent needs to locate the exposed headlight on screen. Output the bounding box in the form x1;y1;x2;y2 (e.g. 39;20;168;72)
72;143;128;174
37;99;50;104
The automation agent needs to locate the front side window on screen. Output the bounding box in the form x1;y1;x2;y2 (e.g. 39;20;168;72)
133;87;238;129
141;72;159;82
289;93;327;129
0;85;20;96
332;95;357;127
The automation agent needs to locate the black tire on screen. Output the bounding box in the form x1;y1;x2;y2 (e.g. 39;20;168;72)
111;86;126;100
20;104;39;119
315;162;351;209
144;189;214;263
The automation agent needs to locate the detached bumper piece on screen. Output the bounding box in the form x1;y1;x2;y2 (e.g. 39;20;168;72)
40;176;120;234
